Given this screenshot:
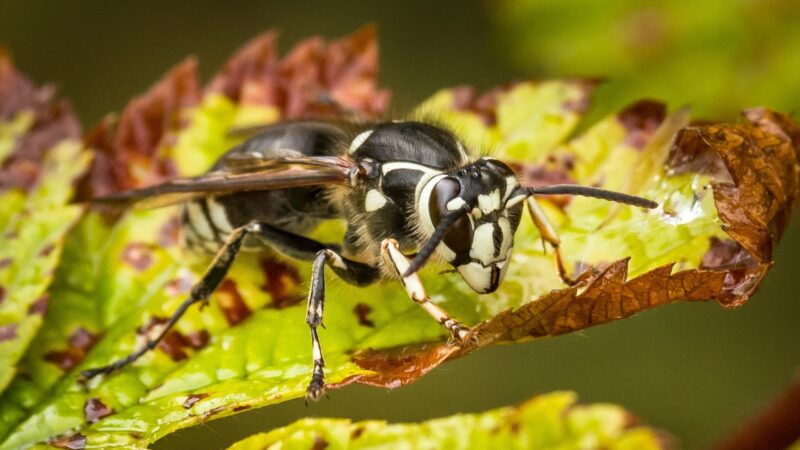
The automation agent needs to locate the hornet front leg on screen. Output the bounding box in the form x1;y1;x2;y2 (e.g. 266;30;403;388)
526;197;577;286
305;249;380;402
381;239;471;342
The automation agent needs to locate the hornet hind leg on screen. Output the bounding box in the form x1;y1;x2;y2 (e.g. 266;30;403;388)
83;221;381;406
82;221;259;380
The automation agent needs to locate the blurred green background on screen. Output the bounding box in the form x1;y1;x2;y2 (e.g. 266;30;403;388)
1;1;799;448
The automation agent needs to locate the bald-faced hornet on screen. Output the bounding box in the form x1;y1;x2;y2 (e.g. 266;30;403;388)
81;120;657;400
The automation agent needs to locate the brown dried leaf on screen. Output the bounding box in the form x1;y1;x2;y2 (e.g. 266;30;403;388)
77;59;200;198
206;24;390;119
0;53;81;191
77;27;389;200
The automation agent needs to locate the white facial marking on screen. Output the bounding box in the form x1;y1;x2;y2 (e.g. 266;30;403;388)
348;129;373;154
503;176;519;202
498;216;513;255
477;189;502;215
499;249;512;280
470;223;496;265
446;197;466;211
457;262;492;293
364;189;388;212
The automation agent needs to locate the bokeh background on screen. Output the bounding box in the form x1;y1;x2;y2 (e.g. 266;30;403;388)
2;1;799;448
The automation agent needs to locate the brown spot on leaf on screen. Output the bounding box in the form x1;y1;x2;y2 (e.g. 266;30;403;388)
84;397;114;424
354;303;375;328
618;100;666;150
0;258;12;269
137;316;207;361
76;59;199;200
217;279;252;326
38;243;55;258
201;405;228;419
120;242;154;271
44;349;84;371
165;270;195;297
312;436;329;450
232;405;251;412
449;84;508;126
49;433;87;450
70;327;98;350
206;26;389;120
516;154;580;208
27;293;50;315
448;80;597;126
184;329;210;349
158;214;182;247
44;327;100;371
0;54;82;193
0;324;18;342
158;330;190;361
182;392;209;409
260;257;303;308
350;426;366;440
561;80;600;113
0;286;5;305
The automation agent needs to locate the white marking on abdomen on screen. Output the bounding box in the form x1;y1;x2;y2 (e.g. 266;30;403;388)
186;202;215;241
503;176;518;202
207;198;233;233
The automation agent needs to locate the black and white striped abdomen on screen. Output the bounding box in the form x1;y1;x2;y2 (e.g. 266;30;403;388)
181;197;236;253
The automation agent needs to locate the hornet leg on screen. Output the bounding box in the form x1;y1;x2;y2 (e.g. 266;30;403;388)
381;239;470;342
305;249;380;402
82;221;259;379
526;197;577;286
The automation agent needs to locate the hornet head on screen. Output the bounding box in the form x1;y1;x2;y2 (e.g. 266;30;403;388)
416;157;524;294
410;158;659;294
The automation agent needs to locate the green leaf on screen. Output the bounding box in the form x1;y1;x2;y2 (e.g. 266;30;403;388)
226;392;665;450
0;54;88;396
0;142;88;392
1;29;797;449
